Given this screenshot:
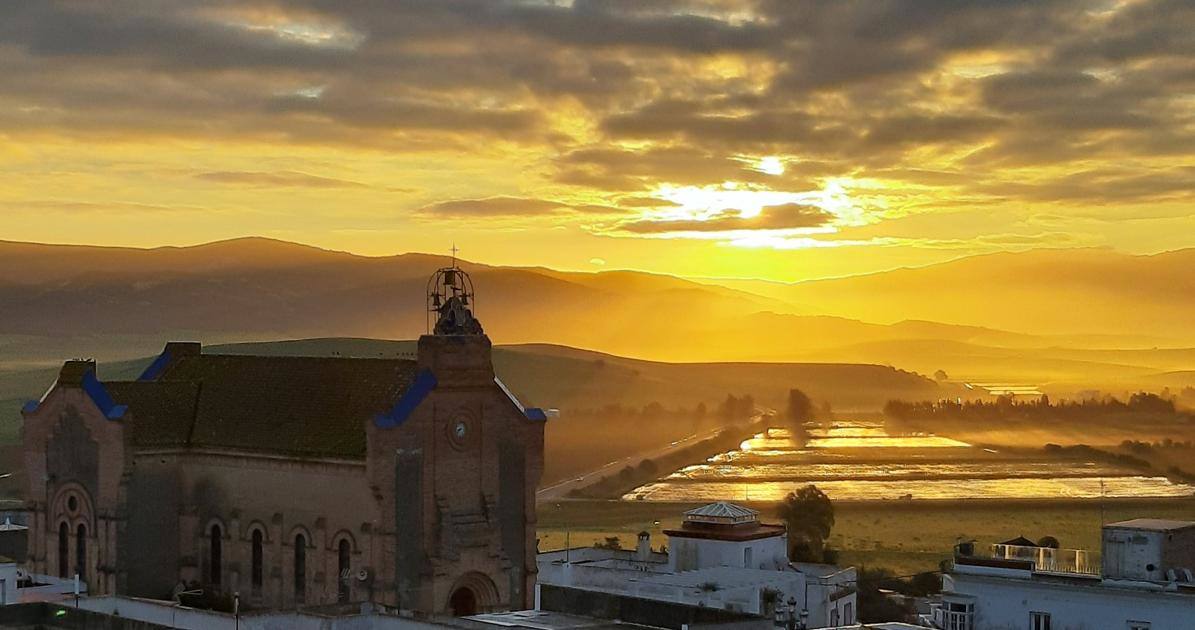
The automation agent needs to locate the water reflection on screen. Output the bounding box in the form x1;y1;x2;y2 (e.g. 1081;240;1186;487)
623;423;1194;502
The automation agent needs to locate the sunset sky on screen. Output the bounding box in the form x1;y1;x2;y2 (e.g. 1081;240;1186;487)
2;0;1193;281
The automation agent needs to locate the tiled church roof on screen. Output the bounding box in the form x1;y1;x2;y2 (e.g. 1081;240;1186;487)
108;352;418;459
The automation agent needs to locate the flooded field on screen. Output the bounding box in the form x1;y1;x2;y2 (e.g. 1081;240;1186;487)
624;424;1195;502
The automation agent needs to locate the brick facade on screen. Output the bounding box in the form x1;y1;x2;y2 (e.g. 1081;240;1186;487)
21;329;544;616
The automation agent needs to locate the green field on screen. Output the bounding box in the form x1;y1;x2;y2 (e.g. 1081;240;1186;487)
537;498;1195;575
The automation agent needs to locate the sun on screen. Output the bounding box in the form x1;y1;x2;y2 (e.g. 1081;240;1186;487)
757;156;785;176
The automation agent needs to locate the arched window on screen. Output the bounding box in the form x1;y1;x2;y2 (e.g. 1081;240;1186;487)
337;539;351;603
57;522;69;578
75;524;87;580
293;534;306;603
209;524;222;586
251;530;264;594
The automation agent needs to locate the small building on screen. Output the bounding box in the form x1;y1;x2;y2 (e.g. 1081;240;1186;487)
537;502;856;629
925;518;1195;629
666;502;790;573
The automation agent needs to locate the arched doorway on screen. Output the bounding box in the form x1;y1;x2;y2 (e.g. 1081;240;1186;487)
449;587;477;616
446;572;499;616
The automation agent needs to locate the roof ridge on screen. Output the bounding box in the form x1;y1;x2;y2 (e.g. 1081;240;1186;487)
199;353;416;361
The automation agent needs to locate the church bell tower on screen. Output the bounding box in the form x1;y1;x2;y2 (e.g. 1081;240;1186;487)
418;262;494;387
373;257;542;616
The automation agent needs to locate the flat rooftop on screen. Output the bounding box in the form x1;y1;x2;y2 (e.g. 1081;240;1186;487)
1105;518;1195;532
464;610;665;630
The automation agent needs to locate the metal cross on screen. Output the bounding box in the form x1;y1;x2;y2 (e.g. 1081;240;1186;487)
451;243;459;267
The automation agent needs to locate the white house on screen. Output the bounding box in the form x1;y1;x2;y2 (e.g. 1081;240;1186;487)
925;518;1195;630
537;502;856;628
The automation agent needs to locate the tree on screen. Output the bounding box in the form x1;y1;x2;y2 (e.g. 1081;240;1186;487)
641;401;665;417
718;394;739;423
856;567;912;623
738;394;756;421
595;536;622;550
787;389;814;423
693;402;708;430
934;369;949;382
786;389;813;446
778;484;834;562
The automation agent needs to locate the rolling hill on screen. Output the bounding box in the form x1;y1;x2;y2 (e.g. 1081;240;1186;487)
2;238;1195;394
725;248;1195;343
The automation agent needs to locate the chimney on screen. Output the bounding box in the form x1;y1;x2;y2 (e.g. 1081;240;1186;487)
636;531;651;561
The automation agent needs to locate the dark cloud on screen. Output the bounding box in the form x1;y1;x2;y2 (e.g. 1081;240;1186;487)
557;146;759;187
2;200;203;214
615;196;683;209
619;203;833;233
0;0;1193;219
417;195;632;218
860;114;1005;150
194;171;371;189
418;197;568;217
975;167;1195;204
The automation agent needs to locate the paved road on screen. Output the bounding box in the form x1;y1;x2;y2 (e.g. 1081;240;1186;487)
536;412;772;502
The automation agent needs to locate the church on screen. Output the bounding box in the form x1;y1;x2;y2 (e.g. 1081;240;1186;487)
19;265;545;616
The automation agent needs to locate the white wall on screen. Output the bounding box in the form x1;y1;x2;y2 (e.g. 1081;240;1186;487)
669;535;788;572
1103;528;1165;581
538;553;855;625
946;572;1195;629
0;563;16;605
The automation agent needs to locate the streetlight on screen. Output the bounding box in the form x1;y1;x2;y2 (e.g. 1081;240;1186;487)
778;590;809;630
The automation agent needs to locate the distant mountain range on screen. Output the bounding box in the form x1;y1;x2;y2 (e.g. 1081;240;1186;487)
1;238;1193;394
722;247;1195;342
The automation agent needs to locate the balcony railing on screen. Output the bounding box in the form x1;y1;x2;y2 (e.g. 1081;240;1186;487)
956;543;1101;577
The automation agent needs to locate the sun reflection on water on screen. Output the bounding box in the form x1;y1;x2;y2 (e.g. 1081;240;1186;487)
623;422;1194;502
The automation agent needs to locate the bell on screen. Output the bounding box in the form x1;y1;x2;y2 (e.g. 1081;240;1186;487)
432;294;441;308
460;295;468;305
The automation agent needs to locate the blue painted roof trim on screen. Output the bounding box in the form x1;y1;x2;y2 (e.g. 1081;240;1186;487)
374;369;437;429
21;400;39;414
82;369;127;420
495;377;549;422
138;349;172;381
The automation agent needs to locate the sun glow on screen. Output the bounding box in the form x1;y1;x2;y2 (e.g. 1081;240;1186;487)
651;183;819;218
756;156;785;175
